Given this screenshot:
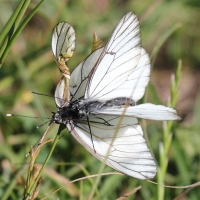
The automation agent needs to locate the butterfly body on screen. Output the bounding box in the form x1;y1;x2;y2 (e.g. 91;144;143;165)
53;97;135;124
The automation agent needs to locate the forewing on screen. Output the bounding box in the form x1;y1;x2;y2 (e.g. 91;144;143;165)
67;115;156;180
94;103;181;120
123;48;150;102
85;12;144;101
69;48;103;102
52;22;75;63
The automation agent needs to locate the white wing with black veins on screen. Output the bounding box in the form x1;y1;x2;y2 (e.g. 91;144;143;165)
84;12;150;102
69;48;103;102
67;115;157;180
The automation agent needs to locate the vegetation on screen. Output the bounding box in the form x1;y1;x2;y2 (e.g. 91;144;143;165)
0;0;200;199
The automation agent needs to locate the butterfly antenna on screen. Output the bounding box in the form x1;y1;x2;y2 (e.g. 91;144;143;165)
6;114;51;120
32;91;54;98
37;120;51;129
32;91;70;104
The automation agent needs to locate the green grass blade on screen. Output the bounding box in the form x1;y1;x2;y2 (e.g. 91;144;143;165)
2;165;27;200
0;0;46;68
0;0;31;58
0;0;24;43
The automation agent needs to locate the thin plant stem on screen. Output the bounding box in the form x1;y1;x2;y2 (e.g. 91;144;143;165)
150;23;181;68
88;110;126;200
23;124;64;200
157;60;182;200
88;101;136;199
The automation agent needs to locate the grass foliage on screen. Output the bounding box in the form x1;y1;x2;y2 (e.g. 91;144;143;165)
1;0;200;199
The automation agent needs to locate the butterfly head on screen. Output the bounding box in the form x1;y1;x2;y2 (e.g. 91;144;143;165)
51;111;63;124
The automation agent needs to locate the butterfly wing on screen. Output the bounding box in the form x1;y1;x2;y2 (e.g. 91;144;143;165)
52;22;76;106
69;48;104;102
67;115;156;180
52;22;75;64
84;12;150;102
90;103;181;120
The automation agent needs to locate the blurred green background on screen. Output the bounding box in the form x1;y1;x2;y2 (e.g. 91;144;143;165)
0;0;200;199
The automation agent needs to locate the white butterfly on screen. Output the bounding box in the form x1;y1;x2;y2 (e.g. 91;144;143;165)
51;11;181;180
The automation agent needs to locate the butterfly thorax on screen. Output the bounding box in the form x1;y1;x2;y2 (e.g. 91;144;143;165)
52;103;80;124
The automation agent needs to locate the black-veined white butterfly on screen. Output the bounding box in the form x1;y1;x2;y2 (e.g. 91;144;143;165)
51;11;181;180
